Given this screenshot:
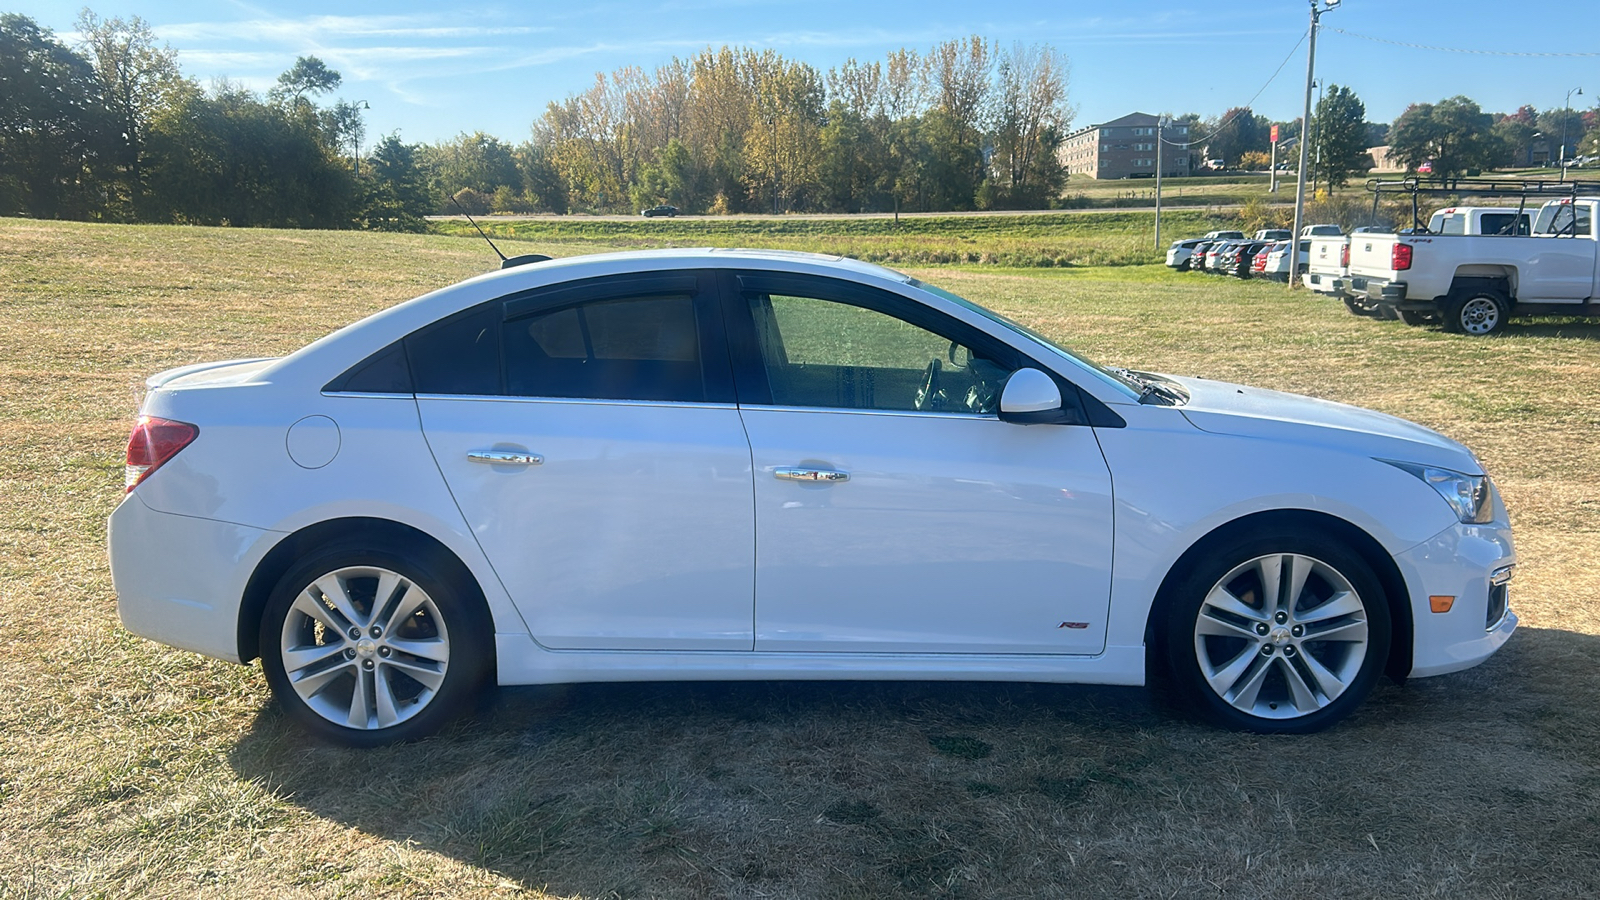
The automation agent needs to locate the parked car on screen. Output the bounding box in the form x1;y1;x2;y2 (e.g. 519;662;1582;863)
1253;229;1292;242
1259;240;1304;283
1347;196;1600;333
641;205;679;218
1203;241;1235;273
110;249;1517;744
1166;239;1205;271
1301;224;1344;237
1229;241;1272;278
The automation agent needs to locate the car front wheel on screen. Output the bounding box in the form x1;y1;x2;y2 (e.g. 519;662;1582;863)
259;543;492;746
1164;529;1391;733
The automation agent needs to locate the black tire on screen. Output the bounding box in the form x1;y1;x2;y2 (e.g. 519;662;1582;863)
259;540;493;746
1397;308;1433;326
1162;527;1392;734
1444;288;1510;335
1341;296;1379;318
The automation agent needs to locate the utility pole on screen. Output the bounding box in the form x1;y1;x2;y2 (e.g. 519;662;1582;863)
1290;0;1339;289
1155;116;1163;249
1560;86;1583;183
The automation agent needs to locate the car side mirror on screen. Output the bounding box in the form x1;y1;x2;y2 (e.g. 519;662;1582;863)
999;368;1072;424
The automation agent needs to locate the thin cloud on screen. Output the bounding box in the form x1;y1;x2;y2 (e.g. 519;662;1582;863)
158;14;545;43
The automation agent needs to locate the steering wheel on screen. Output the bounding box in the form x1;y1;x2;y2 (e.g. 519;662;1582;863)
914;358;944;411
947;340;967;366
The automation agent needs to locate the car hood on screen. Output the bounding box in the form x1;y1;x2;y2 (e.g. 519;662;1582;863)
1168;375;1481;473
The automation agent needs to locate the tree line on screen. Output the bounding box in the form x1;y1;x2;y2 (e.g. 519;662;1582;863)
4;9;1598;230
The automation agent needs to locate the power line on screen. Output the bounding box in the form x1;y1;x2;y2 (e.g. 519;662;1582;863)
1162;27;1308;147
1326;27;1600;58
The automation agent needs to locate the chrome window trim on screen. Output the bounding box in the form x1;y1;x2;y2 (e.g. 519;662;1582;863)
737;403;997;421
321;391;416;401
412;392;740;411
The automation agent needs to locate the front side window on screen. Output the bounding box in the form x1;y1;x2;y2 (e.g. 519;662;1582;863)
747;292;1014;414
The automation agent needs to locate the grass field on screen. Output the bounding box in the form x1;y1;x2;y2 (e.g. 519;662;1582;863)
434;208;1243;268
3;217;1599;898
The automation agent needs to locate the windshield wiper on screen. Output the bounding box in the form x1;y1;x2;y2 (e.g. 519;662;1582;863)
1109;367;1186;405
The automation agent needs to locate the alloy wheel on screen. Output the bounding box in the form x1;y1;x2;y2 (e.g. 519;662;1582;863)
1192;553;1370;721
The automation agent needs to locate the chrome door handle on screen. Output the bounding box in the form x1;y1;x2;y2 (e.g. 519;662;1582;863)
467;450;543;466
774;466;849;483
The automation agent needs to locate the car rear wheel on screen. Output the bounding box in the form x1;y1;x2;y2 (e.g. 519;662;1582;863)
1164;528;1391;734
260;543;492;746
1445;289;1509;335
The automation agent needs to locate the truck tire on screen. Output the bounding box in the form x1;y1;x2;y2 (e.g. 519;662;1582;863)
1342;297;1379;318
1397;309;1433;326
1445;288;1510;336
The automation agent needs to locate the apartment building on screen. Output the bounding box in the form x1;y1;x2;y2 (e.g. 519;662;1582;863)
1059;112;1189;179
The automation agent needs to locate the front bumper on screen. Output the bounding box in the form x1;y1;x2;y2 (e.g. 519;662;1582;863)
1393;520;1518;678
108;492;279;664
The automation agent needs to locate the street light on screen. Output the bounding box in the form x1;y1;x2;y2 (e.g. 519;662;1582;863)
1560;86;1582;182
1290;0;1340;290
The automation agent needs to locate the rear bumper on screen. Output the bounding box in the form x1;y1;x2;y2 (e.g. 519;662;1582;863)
108;492;279;663
1353;277;1424;308
1301;272;1348;296
1394;520;1518;678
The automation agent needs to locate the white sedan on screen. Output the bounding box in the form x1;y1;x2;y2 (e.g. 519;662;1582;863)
109;249;1517;745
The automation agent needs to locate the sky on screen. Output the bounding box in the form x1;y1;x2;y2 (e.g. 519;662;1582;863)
14;0;1600;147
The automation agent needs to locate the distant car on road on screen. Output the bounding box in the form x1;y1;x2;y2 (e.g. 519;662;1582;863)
641;205;679;218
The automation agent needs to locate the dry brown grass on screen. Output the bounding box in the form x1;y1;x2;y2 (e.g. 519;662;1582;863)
2;218;1597;899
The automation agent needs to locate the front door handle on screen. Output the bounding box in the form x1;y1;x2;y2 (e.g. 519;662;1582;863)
467;450;543;466
774;466;849;483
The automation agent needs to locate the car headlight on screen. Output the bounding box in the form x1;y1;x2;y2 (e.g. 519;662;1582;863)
1379;459;1497;524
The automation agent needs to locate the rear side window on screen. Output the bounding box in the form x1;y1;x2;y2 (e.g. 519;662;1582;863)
406;303;501;395
504;294;705;402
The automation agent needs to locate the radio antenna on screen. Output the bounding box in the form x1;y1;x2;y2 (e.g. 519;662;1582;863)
449;193;507;262
446;193;551;269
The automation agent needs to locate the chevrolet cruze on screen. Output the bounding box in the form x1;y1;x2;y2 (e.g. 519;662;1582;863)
109;249;1517;745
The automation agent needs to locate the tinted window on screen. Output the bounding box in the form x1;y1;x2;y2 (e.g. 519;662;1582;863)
326;341;412;393
504;294;705;402
748;292;1013;413
406;303;500;395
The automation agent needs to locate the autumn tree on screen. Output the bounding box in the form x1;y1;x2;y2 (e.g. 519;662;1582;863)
984;43;1071;208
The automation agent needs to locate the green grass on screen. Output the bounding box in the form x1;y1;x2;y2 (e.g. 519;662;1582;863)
2;217;1599;898
434;208;1247;268
1061;173;1290;208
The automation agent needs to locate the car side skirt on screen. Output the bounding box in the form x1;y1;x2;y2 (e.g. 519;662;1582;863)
494;634;1147;686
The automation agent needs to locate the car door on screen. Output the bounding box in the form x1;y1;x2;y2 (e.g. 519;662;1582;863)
722;271;1116;655
413;271;756;651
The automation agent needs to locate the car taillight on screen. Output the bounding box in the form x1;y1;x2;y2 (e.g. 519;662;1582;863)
125;416;198;492
1340;243;1350;267
1392;243;1413;271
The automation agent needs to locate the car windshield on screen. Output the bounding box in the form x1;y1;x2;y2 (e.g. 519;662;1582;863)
909;280;1143;400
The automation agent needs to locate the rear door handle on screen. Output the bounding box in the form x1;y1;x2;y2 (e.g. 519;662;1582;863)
774;466;849;483
467;450;543;466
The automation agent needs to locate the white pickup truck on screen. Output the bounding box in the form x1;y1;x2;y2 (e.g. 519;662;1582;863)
1335;207;1533;318
1344;200;1591;333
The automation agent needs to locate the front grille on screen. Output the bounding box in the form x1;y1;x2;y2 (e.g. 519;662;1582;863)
1486;582;1509;630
